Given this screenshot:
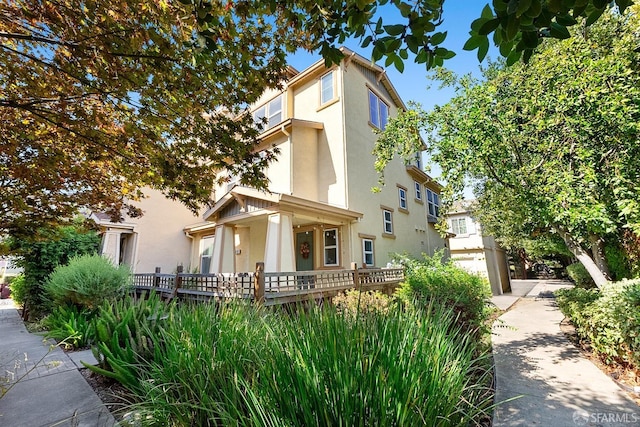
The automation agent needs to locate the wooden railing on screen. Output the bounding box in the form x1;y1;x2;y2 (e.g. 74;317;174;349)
133;263;405;306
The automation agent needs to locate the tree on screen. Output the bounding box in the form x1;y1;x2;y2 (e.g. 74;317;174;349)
1;0;633;238
375;6;640;287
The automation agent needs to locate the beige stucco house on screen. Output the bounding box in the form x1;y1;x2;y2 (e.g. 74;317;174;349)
446;201;511;295
97;48;445;274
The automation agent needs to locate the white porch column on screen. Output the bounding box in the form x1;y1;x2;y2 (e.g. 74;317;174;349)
101;230;121;266
264;212;295;272
210;225;235;273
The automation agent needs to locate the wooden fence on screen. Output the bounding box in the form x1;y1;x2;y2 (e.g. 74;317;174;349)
133;263;405;306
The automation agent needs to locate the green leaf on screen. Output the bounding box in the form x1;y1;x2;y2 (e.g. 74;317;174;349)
506;49;522;65
516;0;532;17
586;8;605;26
479;18;500;36
522;31;539;49
361;35;373;48
463;35;484;51
430;31;447;45
481;3;494;19
477;38;490;62
556;14;578;27
394;55;405;72
549;22;570;39
384;24;406;36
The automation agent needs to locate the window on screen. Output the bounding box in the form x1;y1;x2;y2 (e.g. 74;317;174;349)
362;239;374;267
451;218;468;235
398;186;407;210
414;181;422;201
368;89;389;129
323;228;339;266
427;189;440;218
253;95;283;131
415;153;423;170
382;209;393;234
199;235;215;273
226;172;239;192
320;71;334;104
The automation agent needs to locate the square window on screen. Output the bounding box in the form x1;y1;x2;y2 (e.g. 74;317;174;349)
320;72;334;104
451;218;468;235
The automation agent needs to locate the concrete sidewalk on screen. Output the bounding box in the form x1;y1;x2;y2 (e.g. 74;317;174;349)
492;280;640;427
0;299;115;427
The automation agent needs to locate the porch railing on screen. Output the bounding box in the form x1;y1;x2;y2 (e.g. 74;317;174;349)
132;263;405;306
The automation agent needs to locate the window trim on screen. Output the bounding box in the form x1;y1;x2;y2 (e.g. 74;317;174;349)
199;235;215;274
253;94;284;131
426;189;440;218
451;217;468;235
323;228;339;267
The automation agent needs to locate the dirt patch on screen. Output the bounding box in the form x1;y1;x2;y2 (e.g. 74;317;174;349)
560;317;640;406
79;368;134;421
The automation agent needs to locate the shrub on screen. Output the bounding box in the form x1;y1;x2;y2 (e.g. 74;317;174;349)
8;274;27;306
46;254;132;311
565;262;596;289
333;289;394;317
556;280;640;367
42;305;96;350
395;253;492;339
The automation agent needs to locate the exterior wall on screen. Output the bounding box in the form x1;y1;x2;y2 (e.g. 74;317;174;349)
447;210;511;295
109;188;199;273
341;62;445;267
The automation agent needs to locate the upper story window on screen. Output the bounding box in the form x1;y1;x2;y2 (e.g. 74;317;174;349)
368;89;389;130
426;189;440;218
398;186;408;210
320;71;335;105
323;228;339;266
451;217;468;235
382;209;393;234
253;95;283;131
414;181;422;201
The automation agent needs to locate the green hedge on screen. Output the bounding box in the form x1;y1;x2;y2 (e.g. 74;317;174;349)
565;262;596;289
556;279;640;367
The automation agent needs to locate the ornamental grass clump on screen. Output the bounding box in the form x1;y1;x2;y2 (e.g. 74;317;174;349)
45;254;132;311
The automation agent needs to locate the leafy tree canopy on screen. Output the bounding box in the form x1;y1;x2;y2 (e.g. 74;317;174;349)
375;5;640;286
1;0;633;238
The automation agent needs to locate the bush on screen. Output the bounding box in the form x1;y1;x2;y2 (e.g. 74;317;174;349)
565;262;596;289
556;279;640;367
395;253;492;340
46;254;132;311
42;305;96;350
8;274;27;306
333;289;394;317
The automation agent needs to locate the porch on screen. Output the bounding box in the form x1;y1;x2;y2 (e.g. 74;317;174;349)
133;263;405;306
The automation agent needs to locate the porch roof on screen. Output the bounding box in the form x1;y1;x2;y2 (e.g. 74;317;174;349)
193;186;363;230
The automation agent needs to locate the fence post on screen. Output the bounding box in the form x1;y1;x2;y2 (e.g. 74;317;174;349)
154;267;161;288
172;265;184;299
351;262;360;291
254;262;265;305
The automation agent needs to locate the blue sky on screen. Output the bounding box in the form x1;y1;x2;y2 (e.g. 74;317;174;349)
287;2;498;112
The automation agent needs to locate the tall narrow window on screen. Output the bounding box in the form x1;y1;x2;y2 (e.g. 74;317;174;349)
414;181;422;201
323;228;339;266
368;90;389;129
199;235;215;274
398;186;407;210
362;239;374;267
320;71;334;105
382;209;393;234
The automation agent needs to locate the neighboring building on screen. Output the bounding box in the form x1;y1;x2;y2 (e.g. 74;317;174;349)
0;256;22;283
446;201;511;295
98;48;446;274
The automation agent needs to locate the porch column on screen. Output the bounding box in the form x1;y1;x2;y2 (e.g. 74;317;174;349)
264;212;295;272
100;230;121;266
210;225;235;273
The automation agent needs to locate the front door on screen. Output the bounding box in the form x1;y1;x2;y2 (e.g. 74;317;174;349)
295;231;314;271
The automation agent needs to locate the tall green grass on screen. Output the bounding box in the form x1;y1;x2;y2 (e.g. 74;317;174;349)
105;301;492;426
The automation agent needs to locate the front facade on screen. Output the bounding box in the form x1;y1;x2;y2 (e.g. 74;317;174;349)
184;49;445;274
446;201;511;295
97;49;445;274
